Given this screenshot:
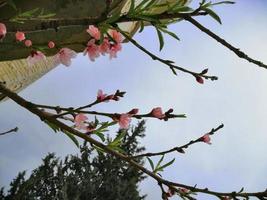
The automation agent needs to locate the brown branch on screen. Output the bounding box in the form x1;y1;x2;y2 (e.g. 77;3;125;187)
115;26;218;82
0;127;18;136
131;124;224;158
2;11;207;32
34;103;186;120
183;16;267;69
0;83;266;199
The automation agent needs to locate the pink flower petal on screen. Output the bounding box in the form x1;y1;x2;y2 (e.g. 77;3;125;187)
151;107;165;119
86;25;101;40
118;114;131;129
56;48;77;67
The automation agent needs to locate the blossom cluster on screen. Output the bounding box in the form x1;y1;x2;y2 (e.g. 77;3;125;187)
84;25;123;61
0;23;122;67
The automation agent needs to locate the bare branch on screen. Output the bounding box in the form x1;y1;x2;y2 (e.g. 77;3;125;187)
184;16;267;69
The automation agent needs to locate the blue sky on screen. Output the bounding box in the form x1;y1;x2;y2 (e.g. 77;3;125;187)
1;1;267;199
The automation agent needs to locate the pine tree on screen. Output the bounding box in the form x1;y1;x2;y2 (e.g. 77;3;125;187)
0;121;146;200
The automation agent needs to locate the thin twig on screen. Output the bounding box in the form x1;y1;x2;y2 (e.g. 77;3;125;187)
115;25;218;81
131;124;224;158
0;127;18;136
184;16;267;69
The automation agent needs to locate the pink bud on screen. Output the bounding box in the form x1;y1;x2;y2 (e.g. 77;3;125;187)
150;107;165;119
24;39;32;47
48;41;55;48
201;134;211;144
128;108;139;115
196;76;204;84
0;23;7;40
15;31;25;41
97;89;107;101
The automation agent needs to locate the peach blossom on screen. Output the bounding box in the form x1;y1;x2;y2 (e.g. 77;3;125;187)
87;25;101;40
56;48;77;67
74;113;88;130
118;114;131;129
109;43;122;59
0;23;7;40
109;29;123;43
27;50;46;66
97;89;107;101
83;39;100;61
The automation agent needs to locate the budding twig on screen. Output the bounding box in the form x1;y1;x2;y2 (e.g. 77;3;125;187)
130;124;224;158
114;26;218;82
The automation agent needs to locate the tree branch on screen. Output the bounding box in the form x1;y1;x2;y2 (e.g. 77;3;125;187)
0;83;266;199
131;124;224;158
0;127;18;136
115;26;218;82
184;16;267;69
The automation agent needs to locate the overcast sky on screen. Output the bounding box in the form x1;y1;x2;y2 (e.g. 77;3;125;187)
1;1;267;199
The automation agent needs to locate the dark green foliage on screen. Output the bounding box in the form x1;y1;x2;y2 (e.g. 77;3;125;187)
0;121;147;200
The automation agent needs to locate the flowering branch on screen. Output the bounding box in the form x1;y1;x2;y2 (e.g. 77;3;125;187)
0;126;18;136
0;83;267;200
131;124;224;158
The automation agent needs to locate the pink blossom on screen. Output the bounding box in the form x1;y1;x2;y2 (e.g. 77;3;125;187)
118;114;131;129
74;113;88;130
99;38;110;55
27;50;46;66
179;188;189;194
0;23;7;40
24;40;32;47
86;25;101;40
109;29;123;43
83;39;100;61
109;43;122;59
48;41;55;48
150;107;165;119
56;48;77;67
201;134;211;144
15;31;25;41
97;89;107;101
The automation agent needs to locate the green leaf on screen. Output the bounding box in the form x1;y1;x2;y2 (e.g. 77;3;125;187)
62;130;79;148
211;1;235;6
94;131;105;142
109;130;126;146
156;158;175;172
129;0;135;14
203;7;222;24
105;10;121;24
135;0;151;13
44;120;60;133
155;28;164;51
155;155;165;170
159;28;180;41
38;13;56;19
147;157;154;171
20;8;40;17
